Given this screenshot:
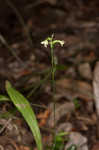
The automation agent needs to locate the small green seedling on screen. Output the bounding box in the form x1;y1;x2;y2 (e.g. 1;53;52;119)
52;132;69;150
73;98;80;109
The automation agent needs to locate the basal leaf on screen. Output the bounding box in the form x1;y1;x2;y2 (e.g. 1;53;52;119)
0;95;10;101
5;81;43;150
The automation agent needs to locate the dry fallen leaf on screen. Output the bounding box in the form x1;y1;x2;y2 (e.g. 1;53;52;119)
78;62;92;80
65;132;88;150
48;102;75;127
37;109;50;119
20;145;30;150
37;109;50;127
91;142;99;150
93;61;99;138
93;61;99;116
55;78;93;101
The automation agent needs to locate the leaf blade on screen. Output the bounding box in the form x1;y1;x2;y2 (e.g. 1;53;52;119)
5;81;43;150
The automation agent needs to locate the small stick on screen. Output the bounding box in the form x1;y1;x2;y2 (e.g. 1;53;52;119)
0;118;12;134
0;34;23;65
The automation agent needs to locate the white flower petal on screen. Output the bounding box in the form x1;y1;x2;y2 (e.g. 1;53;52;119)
41;40;48;48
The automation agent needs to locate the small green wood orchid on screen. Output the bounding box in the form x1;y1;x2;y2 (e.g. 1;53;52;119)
41;34;65;150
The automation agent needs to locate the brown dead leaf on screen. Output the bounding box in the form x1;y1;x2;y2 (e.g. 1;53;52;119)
65;132;88;150
84;51;96;62
91;142;99;150
78;63;92;80
56;78;72;89
37;109;50;119
55;78;93;101
14;119;23;127
77;80;93;100
18;69;32;77
76;115;96;126
93;61;99;116
20;145;30;150
39;119;46;127
93;61;99;138
37;109;50;127
48;102;75;127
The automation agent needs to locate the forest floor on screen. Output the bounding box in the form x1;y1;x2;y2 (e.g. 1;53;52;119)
0;0;99;150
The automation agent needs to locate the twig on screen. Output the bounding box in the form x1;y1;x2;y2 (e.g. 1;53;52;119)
6;0;33;48
25;0;50;10
0;118;12;134
31;103;48;109
40;126;55;134
0;34;23;65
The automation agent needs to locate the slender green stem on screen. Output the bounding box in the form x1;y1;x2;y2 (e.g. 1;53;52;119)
41;35;64;149
50;42;56;137
31;103;48;109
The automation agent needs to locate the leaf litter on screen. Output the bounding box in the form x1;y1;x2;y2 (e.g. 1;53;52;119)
0;0;99;150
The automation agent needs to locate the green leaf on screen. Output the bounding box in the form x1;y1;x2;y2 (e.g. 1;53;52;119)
52;137;64;150
73;98;80;109
56;132;69;137
52;132;69;150
0;109;16;119
56;65;68;71
0;95;10;101
5;81;43;150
